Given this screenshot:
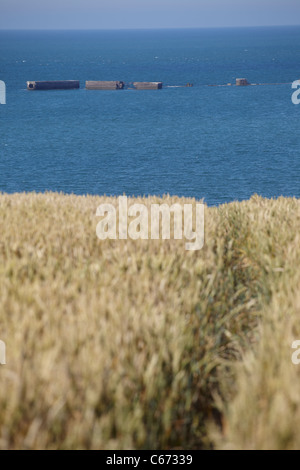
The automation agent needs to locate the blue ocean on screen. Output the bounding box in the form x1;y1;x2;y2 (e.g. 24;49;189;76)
0;27;299;206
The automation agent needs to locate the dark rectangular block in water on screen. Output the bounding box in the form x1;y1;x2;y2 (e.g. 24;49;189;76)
27;81;80;90
86;81;124;90
133;82;163;90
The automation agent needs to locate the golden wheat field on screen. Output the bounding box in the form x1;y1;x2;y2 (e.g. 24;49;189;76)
0;192;300;450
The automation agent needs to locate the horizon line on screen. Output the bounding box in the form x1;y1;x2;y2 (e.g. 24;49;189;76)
1;24;300;32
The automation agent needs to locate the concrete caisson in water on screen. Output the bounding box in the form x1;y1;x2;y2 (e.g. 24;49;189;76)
236;78;250;86
85;81;124;90
27;80;80;90
133;82;163;90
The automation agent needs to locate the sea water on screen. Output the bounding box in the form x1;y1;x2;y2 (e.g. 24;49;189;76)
0;27;299;205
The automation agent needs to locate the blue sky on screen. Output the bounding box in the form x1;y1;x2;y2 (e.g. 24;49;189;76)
1;0;300;29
